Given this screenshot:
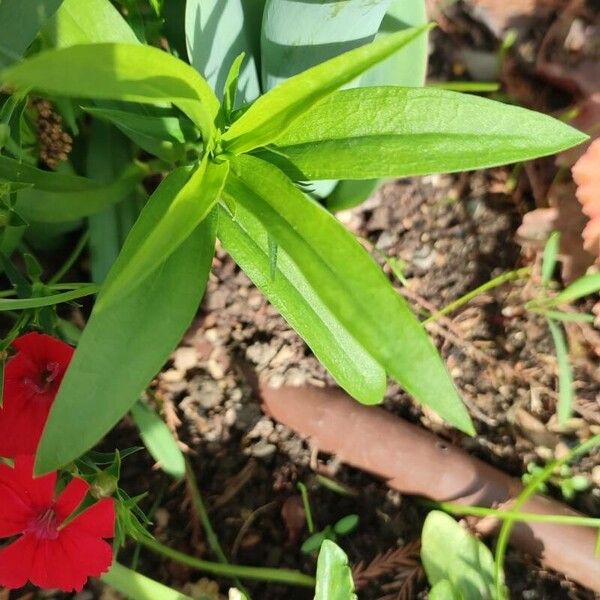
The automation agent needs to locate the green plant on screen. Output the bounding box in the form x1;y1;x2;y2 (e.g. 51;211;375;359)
421;510;497;600
314;539;357;600
523;461;590;500
301;514;360;555
0;0;587;477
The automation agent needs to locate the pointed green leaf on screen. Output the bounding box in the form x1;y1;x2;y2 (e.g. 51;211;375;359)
83;103;194;162
547;319;574;425
0;285;99;311
1;43;219;140
259;87;588;180
98;155;228;307
102;562;195;600
222;25;430;154
0;154;143;222
314;540;357;600
217;203;386;405
542;231;560;286
229;155;473;434
131;400;185;480
44;0;138;47
545;272;600;307
35;171;216;474
15;165;143;223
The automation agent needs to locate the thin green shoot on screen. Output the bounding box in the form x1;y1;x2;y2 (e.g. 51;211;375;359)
493;435;600;597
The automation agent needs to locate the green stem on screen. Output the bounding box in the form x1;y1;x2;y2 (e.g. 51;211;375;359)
49;230;90;285
423;266;531;325
434;501;600;528
185;459;228;564
140;536;315;588
493;435;600;598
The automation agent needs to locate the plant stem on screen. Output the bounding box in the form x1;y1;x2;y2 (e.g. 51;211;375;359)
423;266;531;325
493;435;600;598
140;536;316;588
185;458;228;564
49;230;90;284
434;501;600;529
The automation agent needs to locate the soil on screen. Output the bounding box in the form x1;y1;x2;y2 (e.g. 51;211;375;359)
6;1;600;599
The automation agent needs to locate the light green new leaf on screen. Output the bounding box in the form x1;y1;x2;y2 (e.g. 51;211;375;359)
185;0;264;105
542;231;560;286
130;400;185;479
217;203;386;405
103;563;195;600
98;155;228;307
429;580;461;600
421;511;496;600
314;540;357;600
44;0;138;47
1;43;219;141
35;171;216;474
547;319;574;425
0;0;64;67
260;87;588;180
222;25;430;154
545;272;600;307
0;285;99;311
229;155;473;433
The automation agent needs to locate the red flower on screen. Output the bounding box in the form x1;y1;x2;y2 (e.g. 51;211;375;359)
0;332;73;457
0;456;115;592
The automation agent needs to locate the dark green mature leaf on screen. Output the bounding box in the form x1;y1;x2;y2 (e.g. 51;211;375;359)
260;0;392;90
84;104;193;162
0;285;99;310
15;164;143;223
185;0;264;105
130;400;185;479
222;25;430;154
44;0;138;47
86;120;139;283
314;540;357;600
0;0;64;67
36;171;217;474
228;155;473;433
421;511;496;600
260;87;588;180
217;204;386;405
97;155;228;307
1;43;219;140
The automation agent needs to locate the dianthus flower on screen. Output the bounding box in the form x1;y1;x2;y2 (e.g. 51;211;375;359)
0;456;115;591
0;332;73;457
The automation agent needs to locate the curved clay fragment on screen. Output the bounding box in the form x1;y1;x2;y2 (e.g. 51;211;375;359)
260;384;600;593
573;138;600;260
